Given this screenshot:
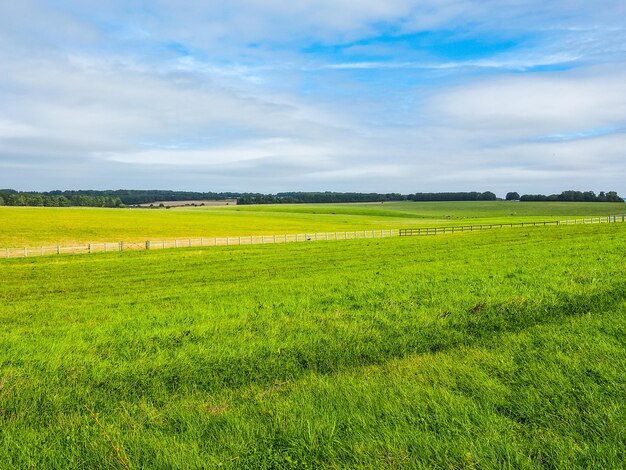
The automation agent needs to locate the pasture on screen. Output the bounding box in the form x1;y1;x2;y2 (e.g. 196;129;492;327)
1;208;625;468
0;200;624;248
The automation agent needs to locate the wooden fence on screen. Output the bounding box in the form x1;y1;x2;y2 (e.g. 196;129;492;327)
398;215;626;237
2;215;625;259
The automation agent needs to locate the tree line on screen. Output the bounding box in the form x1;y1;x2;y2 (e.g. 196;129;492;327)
506;190;623;202
237;192;407;205
0;190;123;208
44;189;241;205
407;191;497;201
238;191;499;204
1;188;623;207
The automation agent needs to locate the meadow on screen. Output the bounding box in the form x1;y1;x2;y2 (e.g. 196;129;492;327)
1;213;626;468
0;200;625;248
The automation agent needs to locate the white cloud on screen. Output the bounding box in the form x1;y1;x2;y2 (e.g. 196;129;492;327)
428;65;626;139
102;138;339;166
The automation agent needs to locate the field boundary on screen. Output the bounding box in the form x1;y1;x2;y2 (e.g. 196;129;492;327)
2;214;625;259
398;215;626;236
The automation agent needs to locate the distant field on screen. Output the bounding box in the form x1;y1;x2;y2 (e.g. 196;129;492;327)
137;199;237;207
1;224;625;467
0;201;624;247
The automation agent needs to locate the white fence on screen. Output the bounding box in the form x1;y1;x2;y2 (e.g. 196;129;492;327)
1;230;397;258
2;215;625;259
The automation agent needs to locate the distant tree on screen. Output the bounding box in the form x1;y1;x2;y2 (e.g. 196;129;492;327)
606;191;624;202
582;191;596;202
0;195;4;206
6;193;26;205
519;190;623;202
505;192;520;201
406;192;494;202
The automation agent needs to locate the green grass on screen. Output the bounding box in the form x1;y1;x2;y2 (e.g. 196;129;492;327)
0;201;624;247
1;223;625;468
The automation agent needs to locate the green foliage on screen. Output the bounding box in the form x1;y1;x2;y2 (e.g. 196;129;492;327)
238;192;407;204
506;191;520;200
0;191;122;208
2;188;623;206
45;189;240;205
1;223;626;467
521;190;624;202
407;191;498;201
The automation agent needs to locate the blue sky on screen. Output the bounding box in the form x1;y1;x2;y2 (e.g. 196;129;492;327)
1;0;626;194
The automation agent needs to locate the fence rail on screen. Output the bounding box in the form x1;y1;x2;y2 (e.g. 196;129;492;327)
2;215;625;259
398;215;626;237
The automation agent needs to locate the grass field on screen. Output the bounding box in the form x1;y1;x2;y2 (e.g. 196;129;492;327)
0;200;625;248
1;218;626;468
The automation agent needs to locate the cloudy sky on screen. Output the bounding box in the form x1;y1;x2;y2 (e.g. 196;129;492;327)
1;1;626;194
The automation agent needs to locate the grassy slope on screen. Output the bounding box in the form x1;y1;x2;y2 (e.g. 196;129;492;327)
0;201;624;247
1;224;625;468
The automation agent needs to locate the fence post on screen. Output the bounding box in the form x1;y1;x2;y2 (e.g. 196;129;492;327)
24;247;27;257
57;246;60;255
40;246;43;256
119;242;123;252
146;241;150;250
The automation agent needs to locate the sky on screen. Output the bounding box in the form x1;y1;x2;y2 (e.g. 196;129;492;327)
1;1;626;195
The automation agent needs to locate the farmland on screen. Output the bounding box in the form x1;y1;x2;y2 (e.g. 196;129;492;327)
0;200;624;248
1;202;626;468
